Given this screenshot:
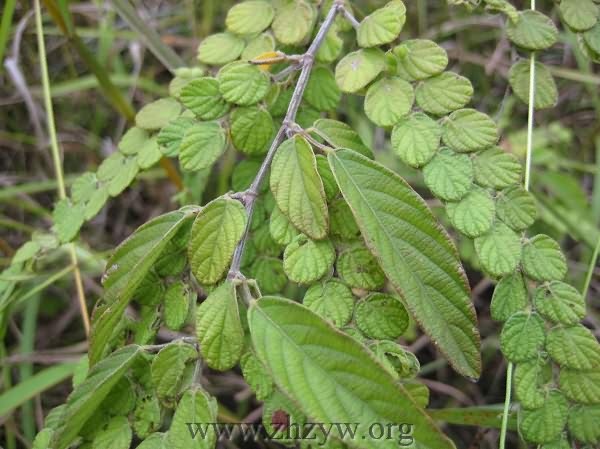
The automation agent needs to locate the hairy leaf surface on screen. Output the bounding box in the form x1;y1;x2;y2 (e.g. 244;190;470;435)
188;198;247;284
90;210;194;364
328;149;481;378
270;136;328;239
196;281;244;370
248;297;456;449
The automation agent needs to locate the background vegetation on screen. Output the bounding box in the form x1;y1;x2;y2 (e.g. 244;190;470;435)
1;0;599;448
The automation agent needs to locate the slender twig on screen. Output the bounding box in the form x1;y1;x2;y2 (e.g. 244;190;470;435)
227;2;342;279
339;5;360;30
34;0;91;337
500;2;537;448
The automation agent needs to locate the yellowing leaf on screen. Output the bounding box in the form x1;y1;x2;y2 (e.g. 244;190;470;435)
329;149;481;379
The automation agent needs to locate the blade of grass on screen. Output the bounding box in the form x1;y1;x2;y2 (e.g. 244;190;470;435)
19;295;40;442
0;0;17;72
0;362;78;418
35;0;91;336
429;405;518;430
0;265;74;314
110;0;185;73
40;0;183;190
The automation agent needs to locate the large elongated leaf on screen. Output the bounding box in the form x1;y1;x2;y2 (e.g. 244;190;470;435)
90;210;194;365
270;136;328;239
52;345;141;449
328;149;480;379
248;297;456;449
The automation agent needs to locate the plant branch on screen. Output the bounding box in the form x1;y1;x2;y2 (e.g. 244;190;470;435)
227;2;342;279
339;5;360;30
35;0;91;337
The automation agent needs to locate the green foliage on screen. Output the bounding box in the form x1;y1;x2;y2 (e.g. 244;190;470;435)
391;112;441;167
188;198;247;284
270;136;328;239
329;149;481;379
357;0;405;48
25;1;600;448
196;281;244;370
354;293;409;340
248;297;456;449
302;279;354;327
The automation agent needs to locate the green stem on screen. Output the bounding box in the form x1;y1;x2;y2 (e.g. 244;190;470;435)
34;0;91;336
501;2;537;448
582;235;600;299
499;361;514;448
